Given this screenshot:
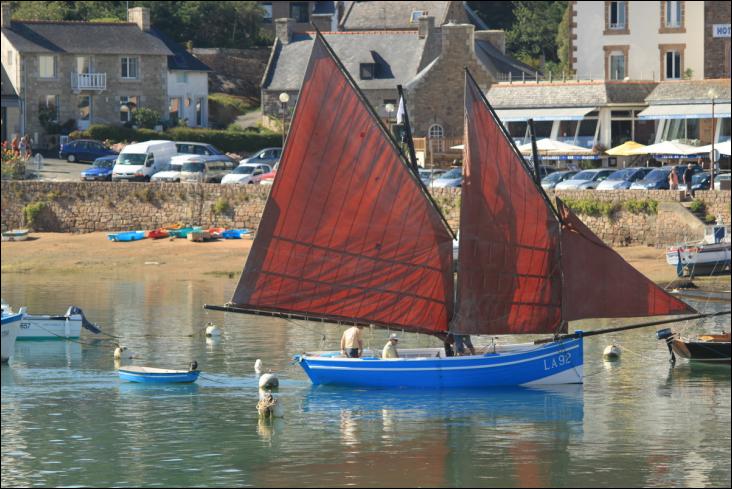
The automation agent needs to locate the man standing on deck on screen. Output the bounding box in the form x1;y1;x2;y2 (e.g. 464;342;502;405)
341;325;364;358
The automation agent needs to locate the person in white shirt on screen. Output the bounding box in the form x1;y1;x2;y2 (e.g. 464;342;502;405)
382;333;399;359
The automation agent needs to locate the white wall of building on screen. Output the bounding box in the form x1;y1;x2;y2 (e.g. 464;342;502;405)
575;1;705;80
166;70;208;127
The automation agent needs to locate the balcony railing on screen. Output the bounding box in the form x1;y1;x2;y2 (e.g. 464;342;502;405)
71;72;106;91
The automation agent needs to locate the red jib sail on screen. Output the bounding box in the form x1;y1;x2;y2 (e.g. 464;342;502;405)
230;35;454;334
558;199;696;319
452;72;564;335
453;72;695;335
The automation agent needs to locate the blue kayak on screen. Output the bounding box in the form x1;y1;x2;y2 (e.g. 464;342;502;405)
221;229;251;239
108;231;146;242
118;365;200;383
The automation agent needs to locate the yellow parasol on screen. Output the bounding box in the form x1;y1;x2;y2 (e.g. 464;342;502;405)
605;141;647;156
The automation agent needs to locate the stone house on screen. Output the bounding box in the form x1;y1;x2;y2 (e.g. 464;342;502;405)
259;1;338;35
260;13;534;143
0;5;209;147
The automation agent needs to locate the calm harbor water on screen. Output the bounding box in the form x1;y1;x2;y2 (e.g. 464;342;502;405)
1;271;730;488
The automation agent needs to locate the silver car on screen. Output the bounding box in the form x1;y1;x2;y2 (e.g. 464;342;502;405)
432;168;462;188
554;169;615;190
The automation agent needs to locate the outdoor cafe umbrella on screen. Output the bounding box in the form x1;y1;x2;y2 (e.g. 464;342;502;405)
605;141;646;156
695;139;731;156
516;138;592;156
629;140;704;157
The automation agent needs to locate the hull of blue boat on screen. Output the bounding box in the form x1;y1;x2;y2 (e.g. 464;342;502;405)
296;338;583;388
118;370;200;383
108;232;145;242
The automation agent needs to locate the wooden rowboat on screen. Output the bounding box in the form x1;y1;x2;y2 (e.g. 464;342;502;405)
658;329;730;364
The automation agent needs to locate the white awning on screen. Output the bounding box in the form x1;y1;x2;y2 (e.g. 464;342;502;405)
494;107;596;122
638;103;732;120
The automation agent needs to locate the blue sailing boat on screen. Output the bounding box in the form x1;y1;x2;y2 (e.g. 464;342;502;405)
205;34;694;388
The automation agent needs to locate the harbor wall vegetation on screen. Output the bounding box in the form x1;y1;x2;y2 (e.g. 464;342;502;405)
1;181;730;247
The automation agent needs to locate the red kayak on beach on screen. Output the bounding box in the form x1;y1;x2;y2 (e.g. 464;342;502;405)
146;228;169;240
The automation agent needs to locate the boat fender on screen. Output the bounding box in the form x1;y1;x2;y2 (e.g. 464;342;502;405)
189;360;198;372
205;322;221;337
259;372;279;389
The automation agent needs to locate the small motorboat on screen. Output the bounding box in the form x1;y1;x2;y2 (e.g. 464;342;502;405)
657;328;731;364
168;227;199;238
118;362;200;383
108;231;146;242
2;229;29;241
146;228;169;239
221;229;251;239
666;220;731;276
1;305;24;363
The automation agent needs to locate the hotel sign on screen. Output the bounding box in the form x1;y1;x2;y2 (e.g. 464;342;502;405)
713;24;731;38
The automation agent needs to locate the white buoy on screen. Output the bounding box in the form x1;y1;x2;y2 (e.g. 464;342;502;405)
259;372;279;389
114;346;134;360
254;359;263;374
205;322;221;337
603;344;621;361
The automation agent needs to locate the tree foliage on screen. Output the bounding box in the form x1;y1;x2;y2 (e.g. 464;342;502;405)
7;1;267;48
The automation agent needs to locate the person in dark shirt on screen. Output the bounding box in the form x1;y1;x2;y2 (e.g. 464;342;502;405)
683;163;695;198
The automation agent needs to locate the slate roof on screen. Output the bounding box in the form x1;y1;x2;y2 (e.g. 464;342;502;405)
1;65;18;99
149;28;210;71
645;79;731;104
340;1;455;30
262;31;427;91
487;81;658;108
475;39;535;79
2;20;172;56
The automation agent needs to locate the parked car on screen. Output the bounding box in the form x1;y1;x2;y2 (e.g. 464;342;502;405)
540;170;578;190
419;168;447;187
432;168;462;188
175;141;226;156
112;140;177;182
180;155;235;183
678;172;711;192
714;171;731;191
596;167;653;190
258;161;279;186
221;163;272;185
59;139;117;163
536;165;558;179
80;155;116;181
240;147;282;166
630;164;702;190
150;154;192;183
554;168;615;190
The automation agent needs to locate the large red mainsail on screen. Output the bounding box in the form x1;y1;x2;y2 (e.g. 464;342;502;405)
452;73;564;335
230;35;454;334
453;72;694;335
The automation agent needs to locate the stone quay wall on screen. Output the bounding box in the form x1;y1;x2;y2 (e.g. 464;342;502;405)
1;181;729;247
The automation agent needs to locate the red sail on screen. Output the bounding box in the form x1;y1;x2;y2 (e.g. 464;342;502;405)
558;199;696;319
231;35;454;334
452;73;564;335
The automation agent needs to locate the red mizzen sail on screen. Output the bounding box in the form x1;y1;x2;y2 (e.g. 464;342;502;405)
230;35;454;334
452;73;564;335
453;72;694;335
558;199;696;319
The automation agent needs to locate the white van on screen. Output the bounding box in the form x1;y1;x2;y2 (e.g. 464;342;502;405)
112;140;177;182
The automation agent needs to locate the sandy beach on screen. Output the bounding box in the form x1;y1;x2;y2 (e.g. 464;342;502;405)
2;232;729;290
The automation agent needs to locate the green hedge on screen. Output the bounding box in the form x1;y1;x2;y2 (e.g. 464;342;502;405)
69;124;280;154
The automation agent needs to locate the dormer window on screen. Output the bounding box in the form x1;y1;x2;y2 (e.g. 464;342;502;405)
410;10;427;23
360;63;375;80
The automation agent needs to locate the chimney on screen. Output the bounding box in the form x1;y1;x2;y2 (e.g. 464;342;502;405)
418;15;435;39
128;7;150;32
441;23;475;58
1;3;12;29
474;30;506;55
275;17;294;45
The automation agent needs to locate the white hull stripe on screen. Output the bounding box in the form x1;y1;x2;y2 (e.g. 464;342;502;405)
307;344;581;372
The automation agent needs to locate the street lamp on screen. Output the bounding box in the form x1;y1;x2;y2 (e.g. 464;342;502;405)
708;88;718;187
279;92;290;148
384;103;395;126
